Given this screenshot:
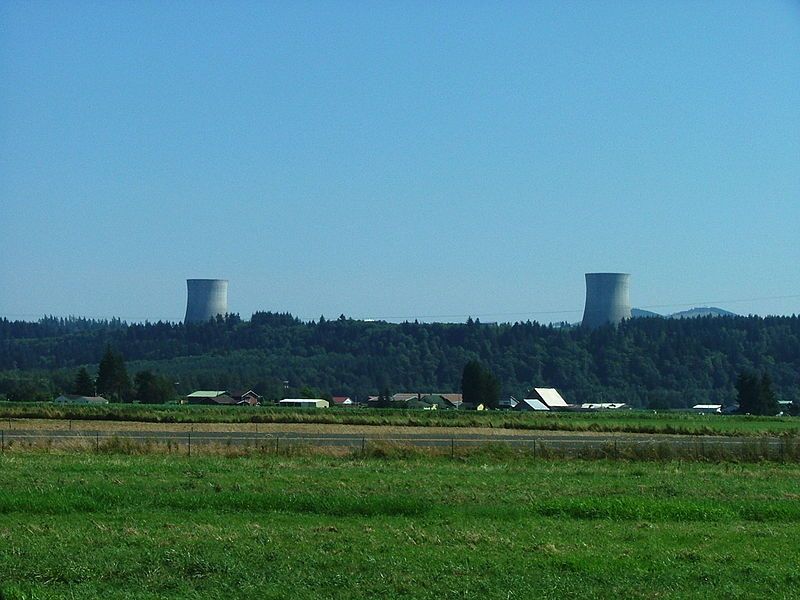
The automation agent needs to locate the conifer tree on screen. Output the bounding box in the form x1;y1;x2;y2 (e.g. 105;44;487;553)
73;367;94;396
95;346;131;401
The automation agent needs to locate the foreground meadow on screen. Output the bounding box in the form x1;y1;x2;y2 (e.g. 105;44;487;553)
1;453;799;599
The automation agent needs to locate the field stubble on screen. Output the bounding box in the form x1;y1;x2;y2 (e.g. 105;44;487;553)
1;402;799;438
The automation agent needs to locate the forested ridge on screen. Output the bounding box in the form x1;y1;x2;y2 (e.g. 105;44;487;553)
1;313;799;407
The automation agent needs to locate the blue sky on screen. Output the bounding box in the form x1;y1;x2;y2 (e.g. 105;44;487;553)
2;1;799;323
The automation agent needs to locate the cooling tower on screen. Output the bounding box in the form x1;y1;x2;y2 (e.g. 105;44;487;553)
581;273;632;328
184;279;228;323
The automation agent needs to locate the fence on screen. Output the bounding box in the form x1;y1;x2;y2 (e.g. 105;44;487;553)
0;429;797;462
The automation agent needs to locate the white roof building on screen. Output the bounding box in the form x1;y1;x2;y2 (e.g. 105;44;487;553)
516;398;550;411
279;398;329;409
532;388;569;408
186;391;227;398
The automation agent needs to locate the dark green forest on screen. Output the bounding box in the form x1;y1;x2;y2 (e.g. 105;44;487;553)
1;312;799;407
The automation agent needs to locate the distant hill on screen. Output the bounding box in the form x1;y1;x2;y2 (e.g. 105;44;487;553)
631;306;737;320
631;308;662;318
669;307;737;319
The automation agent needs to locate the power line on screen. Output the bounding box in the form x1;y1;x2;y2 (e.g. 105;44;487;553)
363;294;800;322
1;293;798;324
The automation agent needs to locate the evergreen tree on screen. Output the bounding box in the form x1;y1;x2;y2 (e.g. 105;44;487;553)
73;367;94;396
735;371;760;414
134;371;175;404
461;360;484;406
481;369;501;409
95;346;131;402
758;372;778;416
461;360;500;408
376;388;392;408
736;371;778;415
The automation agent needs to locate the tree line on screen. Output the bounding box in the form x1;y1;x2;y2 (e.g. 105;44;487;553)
68;347;177;404
1;312;799;407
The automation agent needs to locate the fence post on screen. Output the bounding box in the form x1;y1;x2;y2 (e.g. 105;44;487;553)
1;430;4;453
361;437;366;455
188;430;191;457
451;438;455;459
533;438;536;460
275;436;279;454
614;439;618;460
95;432;99;452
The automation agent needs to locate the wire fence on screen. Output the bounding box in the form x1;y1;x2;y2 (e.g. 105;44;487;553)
0;429;796;462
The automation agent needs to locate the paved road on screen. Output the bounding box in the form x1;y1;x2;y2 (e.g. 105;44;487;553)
0;428;786;458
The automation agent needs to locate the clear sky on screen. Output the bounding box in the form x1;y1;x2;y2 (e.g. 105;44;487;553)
2;1;799;323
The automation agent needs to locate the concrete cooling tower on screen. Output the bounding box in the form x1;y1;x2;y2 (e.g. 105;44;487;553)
581;273;632;328
184;279;228;323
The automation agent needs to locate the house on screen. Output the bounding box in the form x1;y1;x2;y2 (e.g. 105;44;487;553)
367;392;463;409
440;394;463;409
228;389;261;406
332;396;354;407
420;394;457;410
460;402;485;411
692;404;722;414
185;391;230;405
498;396;518;410
279;398;329;409
515;398;550;411
185;390;261;406
526;388;570;410
407;397;437;410
54;394;109;405
391;393;420;404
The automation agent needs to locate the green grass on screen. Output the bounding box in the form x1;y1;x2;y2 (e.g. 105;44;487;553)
1;401;799;437
1;452;799;598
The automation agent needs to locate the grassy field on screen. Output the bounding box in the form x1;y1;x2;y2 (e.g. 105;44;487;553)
1;452;799;599
1;402;799;437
